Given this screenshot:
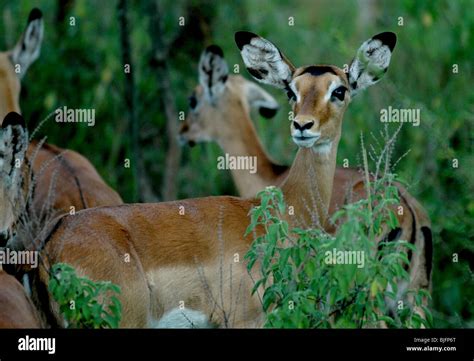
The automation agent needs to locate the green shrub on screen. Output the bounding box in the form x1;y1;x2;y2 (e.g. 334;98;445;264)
48;263;122;328
245;177;432;328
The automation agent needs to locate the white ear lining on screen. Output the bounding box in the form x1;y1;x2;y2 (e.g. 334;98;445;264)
348;33;396;96
11;16;44;78
236;32;294;89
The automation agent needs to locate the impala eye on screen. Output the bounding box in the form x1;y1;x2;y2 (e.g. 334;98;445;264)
331;86;347;102
188;94;198;109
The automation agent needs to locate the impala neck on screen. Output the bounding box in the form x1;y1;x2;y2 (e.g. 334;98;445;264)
281;137;340;230
0;56;21;122
217;110;280;196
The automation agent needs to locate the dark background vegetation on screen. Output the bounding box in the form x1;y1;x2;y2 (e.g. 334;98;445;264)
1;0;472;327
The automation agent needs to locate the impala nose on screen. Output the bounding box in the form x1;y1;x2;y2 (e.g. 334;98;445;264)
291;118;320;148
293;121;314;131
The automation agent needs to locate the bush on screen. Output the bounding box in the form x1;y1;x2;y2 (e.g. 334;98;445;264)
48;263;122;328
245;183;432;328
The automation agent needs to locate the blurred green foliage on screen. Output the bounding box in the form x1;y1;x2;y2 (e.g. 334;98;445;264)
1;0;472;327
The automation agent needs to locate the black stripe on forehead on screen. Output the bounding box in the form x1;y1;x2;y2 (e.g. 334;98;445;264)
300;65;337;77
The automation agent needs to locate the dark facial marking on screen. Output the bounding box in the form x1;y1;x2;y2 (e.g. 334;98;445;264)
300;66;337;77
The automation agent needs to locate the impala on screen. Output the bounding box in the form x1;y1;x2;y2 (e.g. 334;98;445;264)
0;268;42;328
0;113;42;328
35;31;429;328
0;8;123;250
180;43;432;266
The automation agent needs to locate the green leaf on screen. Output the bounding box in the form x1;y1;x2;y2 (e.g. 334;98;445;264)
49;262;122;328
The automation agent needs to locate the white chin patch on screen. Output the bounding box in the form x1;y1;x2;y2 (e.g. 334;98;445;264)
313;141;332;155
292;137;318;148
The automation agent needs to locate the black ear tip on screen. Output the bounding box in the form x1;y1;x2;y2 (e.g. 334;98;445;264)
2;112;26;129
205;45;224;58
235;31;258;50
259;107;279;119
373;32;397;51
28;8;43;23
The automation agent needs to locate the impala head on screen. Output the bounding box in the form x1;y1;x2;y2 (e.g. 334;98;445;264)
235;31;396;152
179;45;279;146
0;112;28;239
0;8;43;122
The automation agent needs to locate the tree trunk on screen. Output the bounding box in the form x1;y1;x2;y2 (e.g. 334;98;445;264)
147;0;182;201
117;0;140;201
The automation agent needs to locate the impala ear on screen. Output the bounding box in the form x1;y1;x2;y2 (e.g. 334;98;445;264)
244;81;279;119
235;31;295;89
0;112;28;235
2;112;26;129
1;112;28;153
10;8;44;79
198;45;229;101
347;32;397;96
0;112;28;174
